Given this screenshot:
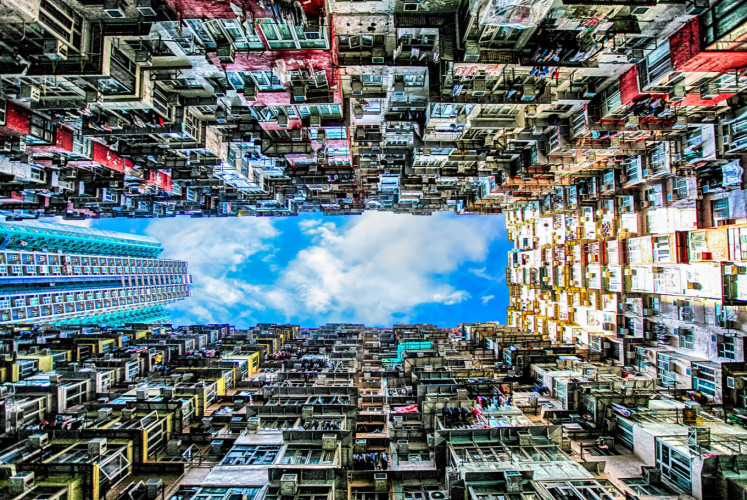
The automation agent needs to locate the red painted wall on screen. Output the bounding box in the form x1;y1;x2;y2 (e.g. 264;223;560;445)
147;170;173;192
55;126;74;152
0;101;31;136
619;67;644;106
670;16;747;72
670;18;701;69
91;141;133;173
165;0;325;21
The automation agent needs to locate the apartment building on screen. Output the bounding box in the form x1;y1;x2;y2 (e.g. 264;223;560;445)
0;322;739;499
0;0;738;219
0;219;191;324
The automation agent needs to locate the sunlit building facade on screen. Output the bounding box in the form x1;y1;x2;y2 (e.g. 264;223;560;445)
0;220;190;324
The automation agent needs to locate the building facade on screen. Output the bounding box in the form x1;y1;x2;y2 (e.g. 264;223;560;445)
0;322;740;499
0;220;191;324
0;0;740;218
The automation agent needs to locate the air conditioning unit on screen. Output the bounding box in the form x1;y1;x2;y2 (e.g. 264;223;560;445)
19;84;41;102
642;466;661;485
521;84;538;101
505;471;523;493
134;48;152;64
103;0;126;18
167;439;182;456
146;479;163;499
316;129;326;142
137;0;158;15
9;472;34;496
374;473;388;492
309;114;321;127
583;82;597;98
215;106;228;124
397;440;409;454
686;0;710;15
43;39;68;60
277;112;288;127
216;44;235;63
322;434;337;450
394;80;405;95
242;81;258;100
700;83;720;100
464;41;480;63
281;474;299;496
372;47;385;64
292;85;307;102
472;78;487;96
670;85;686;102
627;49;644;63
210;440;223;455
673;115;688;129
517;431;532;446
88;438;108;458
352;80;363;95
29;433;48;448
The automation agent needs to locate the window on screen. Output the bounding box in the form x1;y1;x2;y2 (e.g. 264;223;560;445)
221;19;262;49
431;104;472;118
639;41;671;88
313;104;342;118
309;127;346;140
280;447;335;465
29;166;45;181
653;236;671;263
258;20;296;49
403;74;425;87
602;171;615;192
656;440;692;493
627;238;642;264
718;335;736;360
648;143;669;175
675;177;690;199
186;19;216;48
362;74;382;86
600;86;622;116
712;198;730;224
679;328;694;350
729;227;747;260
28;115;54;144
258;19;327;49
623;158;642;182
165;77;203;90
360;100;381;114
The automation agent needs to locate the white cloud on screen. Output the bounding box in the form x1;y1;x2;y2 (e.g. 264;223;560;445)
42;216;92;228
145;217;278;324
146;212;505;327
481;295;495;305
262;212;502;325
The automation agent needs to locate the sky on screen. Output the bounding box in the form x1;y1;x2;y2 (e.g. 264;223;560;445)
59;212;512;328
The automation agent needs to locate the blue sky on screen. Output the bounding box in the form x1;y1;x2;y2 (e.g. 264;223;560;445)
65;212;511;328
